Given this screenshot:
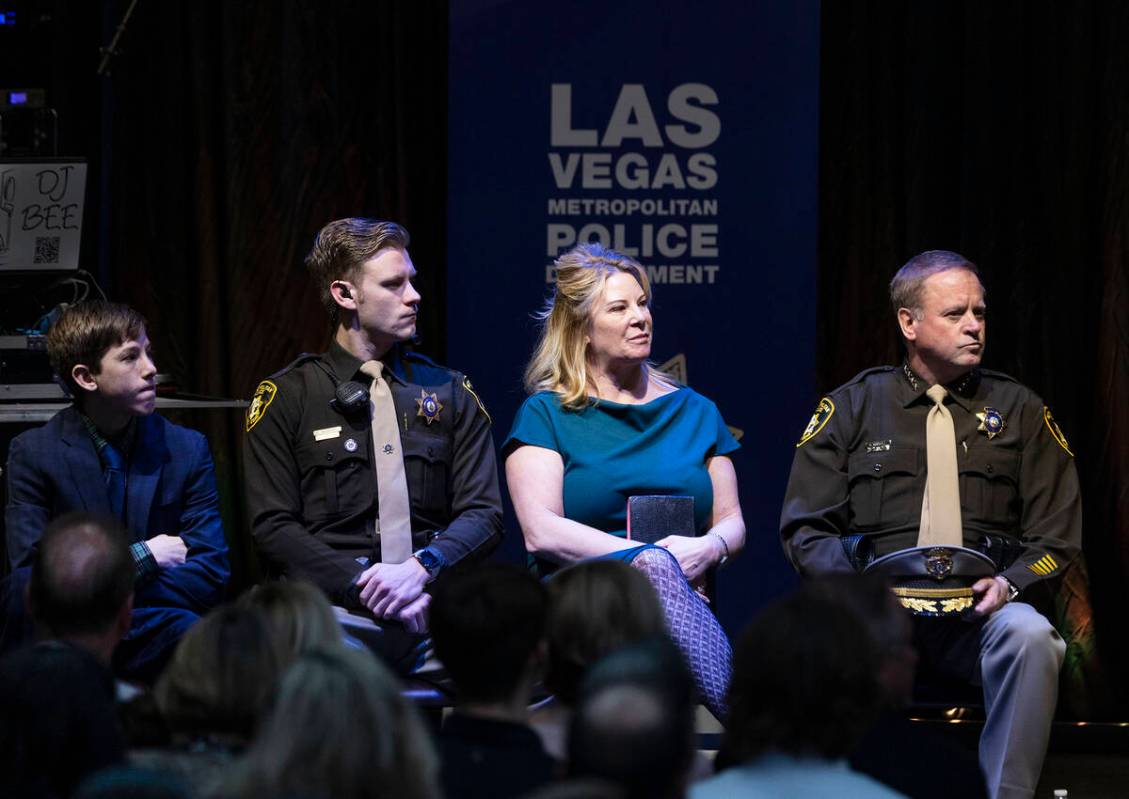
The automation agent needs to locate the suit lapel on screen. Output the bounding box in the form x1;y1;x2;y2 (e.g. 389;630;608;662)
59;407;112;515
126;415;167;540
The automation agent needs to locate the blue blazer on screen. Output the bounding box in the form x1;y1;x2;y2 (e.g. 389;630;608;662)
5;407;229;616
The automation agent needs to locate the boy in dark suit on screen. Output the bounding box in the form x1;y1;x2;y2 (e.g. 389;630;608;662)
5;301;229;680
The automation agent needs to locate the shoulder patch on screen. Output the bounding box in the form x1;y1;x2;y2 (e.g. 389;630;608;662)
797;397;835;447
1042;406;1073;456
462;376;492;425
246;380;278;432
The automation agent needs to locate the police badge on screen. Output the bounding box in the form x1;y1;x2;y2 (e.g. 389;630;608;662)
976;407;1006;440
415;389;444;425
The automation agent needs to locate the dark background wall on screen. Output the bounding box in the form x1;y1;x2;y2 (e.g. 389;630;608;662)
819;0;1128;713
2;0;1125;712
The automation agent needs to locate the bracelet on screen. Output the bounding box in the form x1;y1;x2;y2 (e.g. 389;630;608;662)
710;532;730;568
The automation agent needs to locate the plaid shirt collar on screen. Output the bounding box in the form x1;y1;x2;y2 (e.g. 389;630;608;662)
79;413;137;462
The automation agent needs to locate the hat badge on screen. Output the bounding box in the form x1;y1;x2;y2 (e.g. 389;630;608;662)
925;548;954;581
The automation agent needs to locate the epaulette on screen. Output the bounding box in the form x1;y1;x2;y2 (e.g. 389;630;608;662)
403;349;492;424
978;368;1020;384
402;349;458;385
267;353;322;381
839;365;896;390
402;349;442;369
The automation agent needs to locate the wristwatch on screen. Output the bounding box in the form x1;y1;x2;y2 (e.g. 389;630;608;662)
412;546;444;583
999;575;1020;603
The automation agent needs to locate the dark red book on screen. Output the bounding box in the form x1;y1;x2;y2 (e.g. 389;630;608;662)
626;495;695;544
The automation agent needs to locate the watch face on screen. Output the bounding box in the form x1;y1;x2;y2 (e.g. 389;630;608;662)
415;549;441;575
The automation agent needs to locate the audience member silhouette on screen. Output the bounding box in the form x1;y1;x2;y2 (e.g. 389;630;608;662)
531;560;667;760
429;563;555;798
130;604;287;795
695;580;906;798
568;638;697;799
806;575;989;799
0;512;133;798
237;579;346;658
217;646;441;799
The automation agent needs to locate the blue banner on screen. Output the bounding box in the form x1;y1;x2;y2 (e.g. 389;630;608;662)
448;0;820;636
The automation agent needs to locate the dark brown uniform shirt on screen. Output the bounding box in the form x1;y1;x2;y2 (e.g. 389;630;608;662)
244;342;503;605
780;365;1080;595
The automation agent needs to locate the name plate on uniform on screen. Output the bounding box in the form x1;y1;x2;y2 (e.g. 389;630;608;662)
313;426;342;441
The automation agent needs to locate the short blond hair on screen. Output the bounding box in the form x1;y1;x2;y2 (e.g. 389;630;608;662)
524;244;665;409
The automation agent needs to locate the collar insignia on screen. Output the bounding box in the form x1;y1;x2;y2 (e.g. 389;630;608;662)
976;407;1006;440
903;363;976;395
902;362;920;392
416;389;444;425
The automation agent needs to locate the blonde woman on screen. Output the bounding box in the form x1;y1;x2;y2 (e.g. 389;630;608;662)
504;243;745;720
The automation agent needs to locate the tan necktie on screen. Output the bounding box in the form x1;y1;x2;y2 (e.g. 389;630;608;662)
917;384;963;547
359;361;413;564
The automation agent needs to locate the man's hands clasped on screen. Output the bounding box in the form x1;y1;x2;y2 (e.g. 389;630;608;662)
355;559;432;634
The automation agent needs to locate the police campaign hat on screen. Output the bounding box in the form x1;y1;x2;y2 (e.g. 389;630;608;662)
864;545;995;617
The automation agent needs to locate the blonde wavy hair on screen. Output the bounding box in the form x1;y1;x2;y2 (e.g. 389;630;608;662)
525;243;670;409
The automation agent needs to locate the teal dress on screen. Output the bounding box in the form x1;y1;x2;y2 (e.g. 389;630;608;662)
503;388;739;573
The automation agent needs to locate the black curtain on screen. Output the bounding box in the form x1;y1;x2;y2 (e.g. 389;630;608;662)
95;0;450;587
7;1;1126;714
820;0;1129;714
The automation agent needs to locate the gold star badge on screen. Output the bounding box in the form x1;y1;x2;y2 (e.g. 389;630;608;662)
976;407;1006;440
415;389;443;425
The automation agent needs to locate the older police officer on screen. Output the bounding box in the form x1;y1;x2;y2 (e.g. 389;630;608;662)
780;250;1080;799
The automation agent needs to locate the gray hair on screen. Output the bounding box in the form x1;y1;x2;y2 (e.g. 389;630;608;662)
889;250;982;317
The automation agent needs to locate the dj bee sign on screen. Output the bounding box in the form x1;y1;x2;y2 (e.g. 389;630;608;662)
545;83;722;286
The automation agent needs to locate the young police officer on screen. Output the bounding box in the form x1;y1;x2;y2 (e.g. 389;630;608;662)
244;218;503;672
